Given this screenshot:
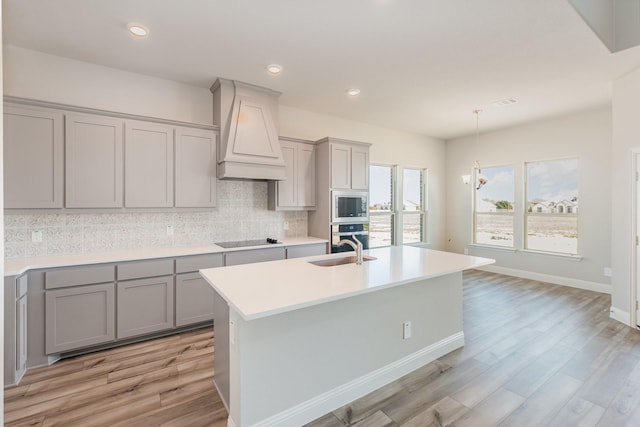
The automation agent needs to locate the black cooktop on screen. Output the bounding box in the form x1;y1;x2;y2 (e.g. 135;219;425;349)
215;238;280;248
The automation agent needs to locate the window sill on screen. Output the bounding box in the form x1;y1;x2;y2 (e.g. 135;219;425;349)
467;244;583;261
519;249;582;261
467;244;516;253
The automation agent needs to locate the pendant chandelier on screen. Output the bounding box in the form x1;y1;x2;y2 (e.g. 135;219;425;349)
462;109;488;190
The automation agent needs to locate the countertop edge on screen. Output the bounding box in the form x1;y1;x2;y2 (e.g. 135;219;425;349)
201;248;495;321
4;237;328;277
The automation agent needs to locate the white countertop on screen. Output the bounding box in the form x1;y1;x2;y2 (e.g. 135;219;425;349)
200;246;494;321
4;237;327;276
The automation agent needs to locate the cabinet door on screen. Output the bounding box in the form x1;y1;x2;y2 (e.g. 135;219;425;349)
4;105;64;208
15;294;27;380
175;128;217;207
176;273;214;327
65;114;123;208
297;143;316;207
117;276;174;339
124;120;174;207
45;283;115;354
277;141;297;207
331;144;351;189
351;145;369;190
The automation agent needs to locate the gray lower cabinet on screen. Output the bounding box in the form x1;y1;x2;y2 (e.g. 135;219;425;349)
16;279;28;382
4;274;28;386
117;276;175;339
176;273;215;327
175;253;223;327
45;283;116;354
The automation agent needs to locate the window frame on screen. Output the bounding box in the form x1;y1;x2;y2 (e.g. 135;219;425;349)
368;163;397;248
524;157;580;256
472;163;516;249
401;167;428;245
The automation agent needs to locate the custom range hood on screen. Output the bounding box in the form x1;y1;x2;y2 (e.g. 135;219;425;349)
211;78;286;180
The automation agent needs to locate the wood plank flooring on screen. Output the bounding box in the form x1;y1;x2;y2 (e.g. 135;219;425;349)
306;270;640;427
4;327;227;426
5;270;640;426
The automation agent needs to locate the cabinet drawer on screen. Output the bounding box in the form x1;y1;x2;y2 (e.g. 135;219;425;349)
176;254;224;273
117;259;174;281
16;275;28;299
45;265;115;289
286;243;327;259
224;247;286;266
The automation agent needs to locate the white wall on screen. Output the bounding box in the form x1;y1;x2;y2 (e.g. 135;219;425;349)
279;106;447;248
445;108;612;290
3;45;213;125
3;46;448;250
611;67;640;322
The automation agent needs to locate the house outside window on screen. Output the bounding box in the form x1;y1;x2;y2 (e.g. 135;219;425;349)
473;165;515;248
402;168;427;244
525;158;579;255
369;164;395;247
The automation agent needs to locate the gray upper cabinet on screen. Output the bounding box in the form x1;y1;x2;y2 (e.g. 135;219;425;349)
350;145;369;191
268;139;316;211
175;127;217;208
4;104;64;208
65;113;124;208
124;120;174;208
329;140;369;191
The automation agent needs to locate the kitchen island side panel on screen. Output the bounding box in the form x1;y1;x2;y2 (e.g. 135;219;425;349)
230;272;463;426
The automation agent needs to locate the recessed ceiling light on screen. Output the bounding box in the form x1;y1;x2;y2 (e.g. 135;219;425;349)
127;23;149;38
346;88;361;97
493;97;518;107
267;64;283;75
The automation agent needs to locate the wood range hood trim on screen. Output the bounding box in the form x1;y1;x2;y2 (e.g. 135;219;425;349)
211;78;286;180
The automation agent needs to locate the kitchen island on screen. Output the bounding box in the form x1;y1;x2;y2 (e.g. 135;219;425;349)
200;246;494;427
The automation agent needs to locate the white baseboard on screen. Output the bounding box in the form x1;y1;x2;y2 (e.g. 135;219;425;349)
227;416;237;427
477;265;611;295
610;306;632;326
249;332;464;427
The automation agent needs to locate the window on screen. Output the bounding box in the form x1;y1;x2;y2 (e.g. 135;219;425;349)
402;168;427;244
525;159;579;255
369;164;395;247
473;165;515;248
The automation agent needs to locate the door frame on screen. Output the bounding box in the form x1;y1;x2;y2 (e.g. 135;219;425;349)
633;151;640;327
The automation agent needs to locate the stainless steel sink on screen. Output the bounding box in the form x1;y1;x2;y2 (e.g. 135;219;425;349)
308;255;377;267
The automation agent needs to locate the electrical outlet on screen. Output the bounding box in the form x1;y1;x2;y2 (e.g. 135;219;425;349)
403;321;412;339
463;248;469;255
166;225;174;236
604;267;613;277
31;230;43;243
283;221;290;231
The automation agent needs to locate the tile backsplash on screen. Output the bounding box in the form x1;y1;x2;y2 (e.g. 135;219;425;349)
5;181;307;259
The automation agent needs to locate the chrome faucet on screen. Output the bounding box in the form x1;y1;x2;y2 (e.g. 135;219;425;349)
338;236;363;265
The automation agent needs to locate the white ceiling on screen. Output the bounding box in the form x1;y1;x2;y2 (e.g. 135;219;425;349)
4;0;640;140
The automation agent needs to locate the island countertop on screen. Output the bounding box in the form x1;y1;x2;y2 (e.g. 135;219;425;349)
200;246;494;321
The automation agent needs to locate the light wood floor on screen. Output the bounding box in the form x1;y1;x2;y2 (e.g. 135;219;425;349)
5;270;639;426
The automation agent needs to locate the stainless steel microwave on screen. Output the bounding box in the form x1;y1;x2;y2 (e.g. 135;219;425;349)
332;191;368;223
